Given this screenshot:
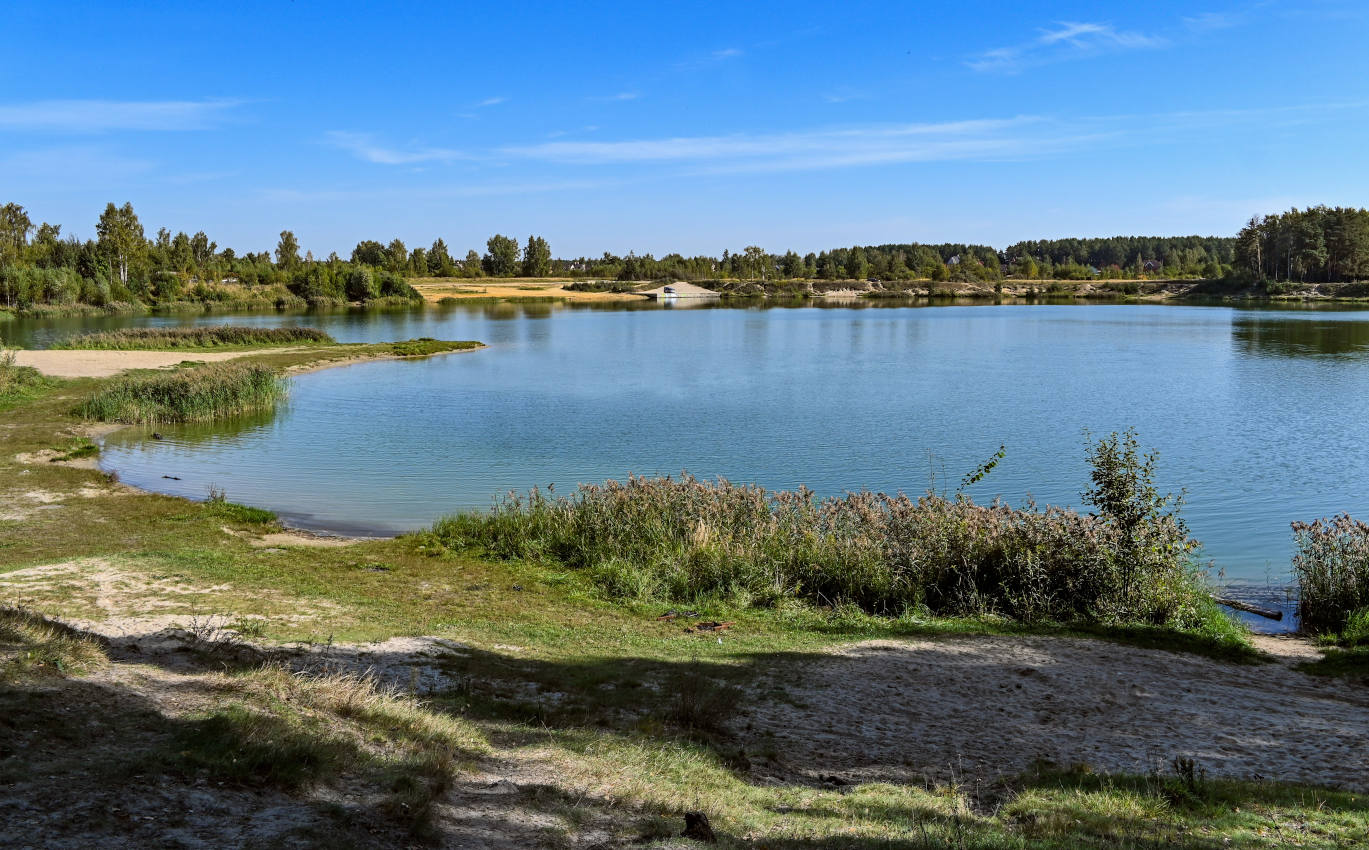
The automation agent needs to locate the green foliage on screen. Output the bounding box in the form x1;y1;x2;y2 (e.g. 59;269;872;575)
483;234;520;276
1291;513;1369;635
521;234;552;277
0;343;50;408
79;362;286;424
55;325;333;350
0;606;106;683
387;338;483;357
430;436;1215;629
50;438;99;461
1237;206;1369;283
205;488;278;525
1082;429;1196;619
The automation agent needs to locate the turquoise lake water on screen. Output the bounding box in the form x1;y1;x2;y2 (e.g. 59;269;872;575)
11;299;1369;617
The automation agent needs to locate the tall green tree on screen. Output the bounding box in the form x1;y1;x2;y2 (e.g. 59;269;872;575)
463;249;484;277
385;238;407;274
427;238;456;276
275;230;301;269
96;202;146;288
0;203;33;262
483;234;519;276
521;235;552;277
845;246;870;279
742;245;769;280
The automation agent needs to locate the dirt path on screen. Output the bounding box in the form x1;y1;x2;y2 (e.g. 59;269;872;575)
740;635;1368;792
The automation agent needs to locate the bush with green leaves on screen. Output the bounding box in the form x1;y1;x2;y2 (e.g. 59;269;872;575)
428;433;1215;628
80;362;286;424
1292;513;1369;635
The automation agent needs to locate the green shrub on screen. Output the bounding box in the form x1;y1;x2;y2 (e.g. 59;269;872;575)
0;344;50;407
79;362;286;424
429;433;1213;628
1292;514;1369;635
54;325;333;350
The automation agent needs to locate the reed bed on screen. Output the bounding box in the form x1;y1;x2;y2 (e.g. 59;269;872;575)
55;325;333;350
430;473;1213;628
1292;514;1369;635
80;362;286;424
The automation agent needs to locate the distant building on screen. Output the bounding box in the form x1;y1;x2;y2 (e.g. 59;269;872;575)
1143;260;1163;272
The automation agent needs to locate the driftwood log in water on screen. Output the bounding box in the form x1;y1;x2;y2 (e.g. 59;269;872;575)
1214;596;1284;621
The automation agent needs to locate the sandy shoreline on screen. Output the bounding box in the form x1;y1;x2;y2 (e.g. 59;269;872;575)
13;348;270;378
13;342;484;380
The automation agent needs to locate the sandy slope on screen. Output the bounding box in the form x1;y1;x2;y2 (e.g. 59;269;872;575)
737;635;1369;791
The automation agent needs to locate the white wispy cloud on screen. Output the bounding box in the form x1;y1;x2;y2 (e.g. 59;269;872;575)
1182;11;1241;31
968;21;1167;72
324;131;470;165
259;178;612;204
0;98;243;132
589;92;640;102
676;47;745;70
499;117;1093;173
476;96;507;108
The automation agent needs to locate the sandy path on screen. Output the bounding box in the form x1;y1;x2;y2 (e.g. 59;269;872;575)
13;349;262;378
742;636;1369;791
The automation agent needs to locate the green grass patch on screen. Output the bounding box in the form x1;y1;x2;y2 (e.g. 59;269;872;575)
205;488;279;525
78;362;286;424
387;338;484;357
0;347;52;410
49;438;99;462
0;606;107;683
53;325;334;350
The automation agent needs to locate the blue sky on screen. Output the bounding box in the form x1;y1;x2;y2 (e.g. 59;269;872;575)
2;0;1367;257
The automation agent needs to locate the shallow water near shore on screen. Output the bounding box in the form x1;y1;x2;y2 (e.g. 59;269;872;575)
13;299;1369;626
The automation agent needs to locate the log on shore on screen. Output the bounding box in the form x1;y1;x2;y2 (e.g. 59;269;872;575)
1214;596;1284;621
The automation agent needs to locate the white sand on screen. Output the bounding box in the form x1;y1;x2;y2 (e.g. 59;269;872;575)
13;349;257;378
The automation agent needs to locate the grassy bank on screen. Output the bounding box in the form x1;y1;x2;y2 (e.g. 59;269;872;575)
79;362;287;424
54;325;334;350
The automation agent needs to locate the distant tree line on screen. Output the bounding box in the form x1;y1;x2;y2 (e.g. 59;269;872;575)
1;200;1365;312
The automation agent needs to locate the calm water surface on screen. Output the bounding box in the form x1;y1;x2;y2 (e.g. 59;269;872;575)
12;301;1369;608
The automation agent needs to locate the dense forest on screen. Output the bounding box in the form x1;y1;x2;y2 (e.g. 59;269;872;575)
1234;206;1369;283
0;201;1362;313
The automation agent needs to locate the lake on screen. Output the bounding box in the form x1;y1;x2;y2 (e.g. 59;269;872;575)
11;299;1369;617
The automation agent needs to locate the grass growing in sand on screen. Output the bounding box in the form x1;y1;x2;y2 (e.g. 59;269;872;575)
79;361;286;424
0;343;50;409
53;325;335;350
0;605;106;682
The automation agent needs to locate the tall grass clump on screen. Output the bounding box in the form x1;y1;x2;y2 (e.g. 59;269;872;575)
79;362;286;424
1291;513;1369;636
54;325;333;350
0;341;49;406
430;432;1215;628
